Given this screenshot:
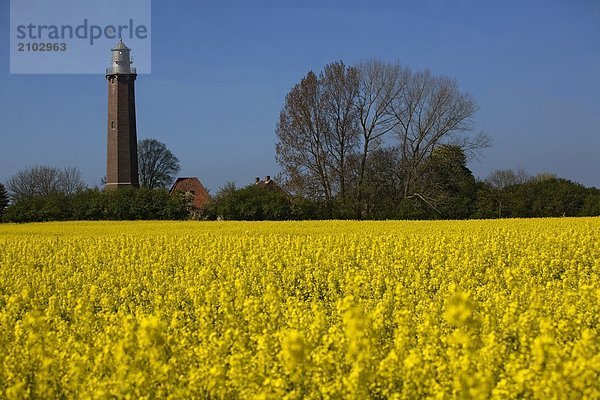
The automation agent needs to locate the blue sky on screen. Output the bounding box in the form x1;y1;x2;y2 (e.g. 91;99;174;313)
1;0;599;192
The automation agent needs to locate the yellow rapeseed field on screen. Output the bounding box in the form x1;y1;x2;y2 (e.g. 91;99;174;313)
0;219;598;399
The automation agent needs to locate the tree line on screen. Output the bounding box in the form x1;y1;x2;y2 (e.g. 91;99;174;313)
1;165;598;222
202;167;600;221
0;139;187;222
1;60;598;222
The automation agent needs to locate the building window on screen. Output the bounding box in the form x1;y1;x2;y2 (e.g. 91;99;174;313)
111;121;115;129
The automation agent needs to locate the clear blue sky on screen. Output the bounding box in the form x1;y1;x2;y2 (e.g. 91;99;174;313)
1;0;599;192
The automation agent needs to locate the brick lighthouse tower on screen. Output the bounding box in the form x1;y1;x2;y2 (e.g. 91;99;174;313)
105;39;139;188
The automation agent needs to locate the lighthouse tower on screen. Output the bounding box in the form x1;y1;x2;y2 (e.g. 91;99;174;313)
105;39;139;189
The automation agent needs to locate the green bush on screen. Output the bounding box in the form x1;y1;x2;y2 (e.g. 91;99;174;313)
1;188;192;222
213;185;292;221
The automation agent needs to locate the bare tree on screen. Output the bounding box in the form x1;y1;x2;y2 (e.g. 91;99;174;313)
388;69;485;197
5;165;86;201
6;165;57;200
58;167;87;195
321;61;360;199
276;60;489;208
530;172;558;183
138;138;181;189
276;71;334;199
486;168;530;189
354;61;406;214
277;62;361;200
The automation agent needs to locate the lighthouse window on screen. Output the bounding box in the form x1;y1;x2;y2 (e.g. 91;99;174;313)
111;121;115;129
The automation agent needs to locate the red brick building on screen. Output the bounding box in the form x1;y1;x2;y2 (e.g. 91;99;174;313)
105;40;139;189
169;177;211;209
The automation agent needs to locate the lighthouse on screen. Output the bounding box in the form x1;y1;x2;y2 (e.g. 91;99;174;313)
105;39;139;189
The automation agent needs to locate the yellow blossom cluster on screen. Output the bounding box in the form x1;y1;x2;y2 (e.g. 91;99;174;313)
0;219;598;398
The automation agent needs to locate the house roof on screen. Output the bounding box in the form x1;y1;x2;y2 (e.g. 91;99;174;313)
169;177;211;209
254;177;289;195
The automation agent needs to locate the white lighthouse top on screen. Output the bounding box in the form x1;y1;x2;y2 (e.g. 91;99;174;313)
111;39;130;51
106;39;136;75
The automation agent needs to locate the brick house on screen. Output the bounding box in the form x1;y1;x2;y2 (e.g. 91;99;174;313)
169;177;211;209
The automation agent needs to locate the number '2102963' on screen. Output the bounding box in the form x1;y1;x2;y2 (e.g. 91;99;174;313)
17;42;67;51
